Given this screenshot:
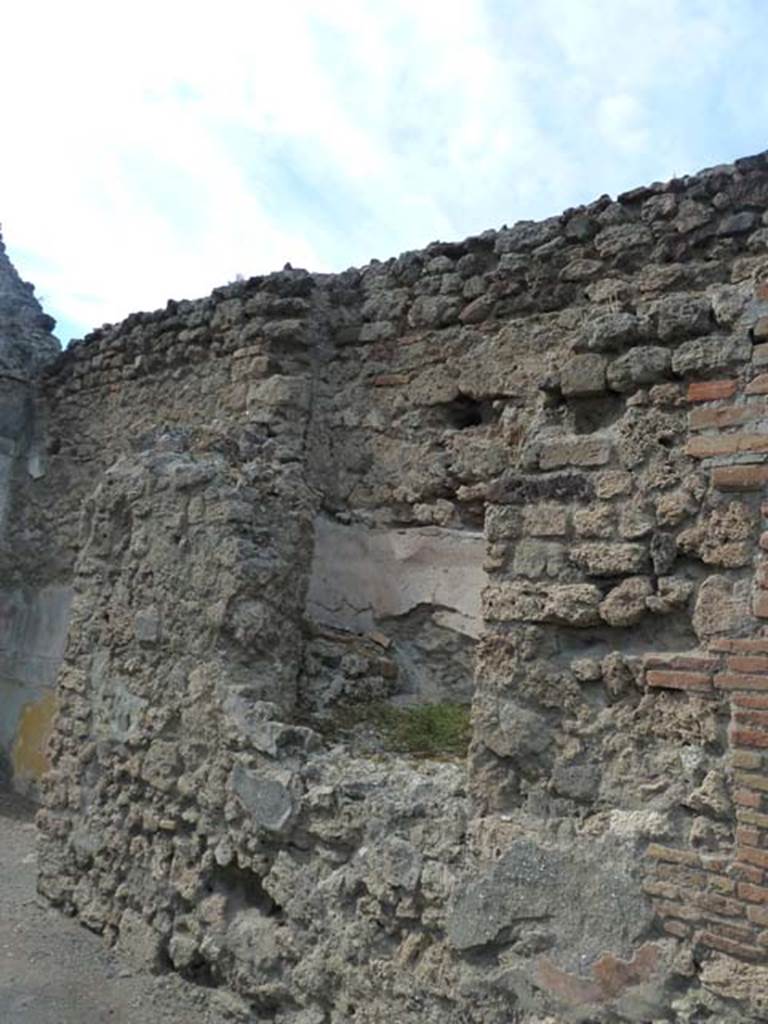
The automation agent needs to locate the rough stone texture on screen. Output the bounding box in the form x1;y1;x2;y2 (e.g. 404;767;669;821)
9;153;768;1020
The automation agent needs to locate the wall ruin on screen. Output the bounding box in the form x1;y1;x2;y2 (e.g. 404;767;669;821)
8;152;768;1020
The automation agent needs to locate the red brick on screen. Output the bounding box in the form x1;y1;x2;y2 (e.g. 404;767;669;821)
738;881;768;902
757;283;768;301
731;728;768;749
715;673;768;691
729;656;768;674
707;873;736;893
663;920;690;938
732;750;765;769
645;844;701;866
748;904;768;927
644;653;720;672
701;857;731;875
699;919;758;944
735;788;764;808
656;863;706;887
712;465;768;491
642;879;679;900
731;860;765;883
734;693;768;711
736;709;768;728
738;808;768;829
646;669;712;691
652;899;700;922
735;771;768;792
737;827;764;849
690;405;764;430
755;319;768;341
693;891;745;917
687;380;738;402
756;593;768;619
739;846;768;869
747;374;768;395
695;931;763;960
725;638;768;654
687;433;768;458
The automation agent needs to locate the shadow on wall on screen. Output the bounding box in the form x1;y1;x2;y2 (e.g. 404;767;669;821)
0;586;72;795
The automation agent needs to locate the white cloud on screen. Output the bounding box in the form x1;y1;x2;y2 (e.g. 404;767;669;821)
1;0;765;340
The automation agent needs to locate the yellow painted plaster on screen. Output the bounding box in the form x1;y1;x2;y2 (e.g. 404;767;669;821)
11;689;58;786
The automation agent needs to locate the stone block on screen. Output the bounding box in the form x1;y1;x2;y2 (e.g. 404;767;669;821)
231;764;295;833
538;436;612;470
570;542;648;576
671;335;752;377
521;503;568;536
607;346;671;392
653;294;713;342
600;576;652;626
512;540;565;579
578;312;640;353
560;354;607;397
693;575;752;640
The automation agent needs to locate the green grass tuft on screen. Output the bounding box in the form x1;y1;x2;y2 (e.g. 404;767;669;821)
361;701;471;758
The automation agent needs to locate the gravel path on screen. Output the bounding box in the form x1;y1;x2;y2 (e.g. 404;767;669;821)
0;790;240;1024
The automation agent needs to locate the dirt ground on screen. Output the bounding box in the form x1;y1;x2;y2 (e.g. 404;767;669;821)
0;789;246;1024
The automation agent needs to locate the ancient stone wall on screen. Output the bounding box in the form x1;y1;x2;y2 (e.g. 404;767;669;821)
20;150;768;1021
0;233;63;792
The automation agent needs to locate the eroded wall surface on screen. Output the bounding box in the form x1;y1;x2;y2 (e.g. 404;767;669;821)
30;151;768;1022
0;233;62;791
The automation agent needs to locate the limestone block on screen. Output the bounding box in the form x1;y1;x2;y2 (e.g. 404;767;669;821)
570;542;647;576
522;503;569;537
482;582;602;626
600;577;652;627
538;436;612;471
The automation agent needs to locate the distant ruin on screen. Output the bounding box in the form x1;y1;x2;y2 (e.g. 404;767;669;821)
6;152;768;1021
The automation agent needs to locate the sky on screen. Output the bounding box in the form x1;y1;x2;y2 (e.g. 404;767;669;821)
2;0;768;345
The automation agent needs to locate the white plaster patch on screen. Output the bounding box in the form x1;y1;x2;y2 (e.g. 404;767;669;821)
306;516;486;638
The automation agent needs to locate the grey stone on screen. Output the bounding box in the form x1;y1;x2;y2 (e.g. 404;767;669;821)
718;210;759;235
446;837;653;966
671;334;752;376
607;347;671;392
579;312;640;353
231;765;295;833
512;540;565;579
653;294;712;342
560;354;607;397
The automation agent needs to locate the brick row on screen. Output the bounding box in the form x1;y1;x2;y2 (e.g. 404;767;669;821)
646;670;712;691
687;433;768;458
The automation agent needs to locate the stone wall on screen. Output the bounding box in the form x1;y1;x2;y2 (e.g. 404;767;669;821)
0;232;62;792
20;150;768;1021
